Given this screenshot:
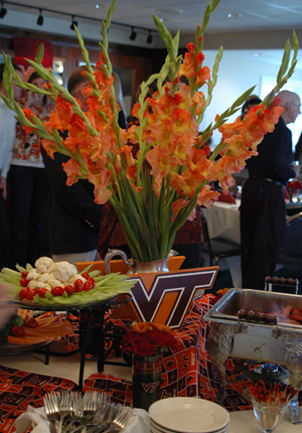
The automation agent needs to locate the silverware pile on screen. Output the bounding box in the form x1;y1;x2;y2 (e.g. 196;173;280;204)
43;391;132;433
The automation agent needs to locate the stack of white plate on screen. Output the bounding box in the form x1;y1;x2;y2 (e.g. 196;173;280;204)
148;397;230;433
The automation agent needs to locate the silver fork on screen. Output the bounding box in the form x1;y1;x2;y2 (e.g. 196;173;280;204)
43;393;60;430
92;406;132;433
80;391;100;433
68;393;111;433
65;392;85;433
55;392;72;433
86;402;116;433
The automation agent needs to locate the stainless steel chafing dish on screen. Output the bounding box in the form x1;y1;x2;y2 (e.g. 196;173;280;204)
203;288;302;404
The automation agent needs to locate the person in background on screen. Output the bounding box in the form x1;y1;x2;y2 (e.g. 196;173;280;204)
112;71;128;130
240;96;262;120
240;90;301;290
9;72;52;268
41;66;103;266
0;62;23;270
294;131;302;161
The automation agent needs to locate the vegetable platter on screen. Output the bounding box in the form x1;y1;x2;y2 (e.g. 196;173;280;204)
0;256;135;308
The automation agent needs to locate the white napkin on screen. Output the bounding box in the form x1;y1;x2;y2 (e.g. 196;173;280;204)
15;406;150;433
15;406;56;433
123;408;150;433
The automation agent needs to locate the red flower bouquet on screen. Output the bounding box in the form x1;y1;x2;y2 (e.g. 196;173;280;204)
286;179;302;190
120;322;178;358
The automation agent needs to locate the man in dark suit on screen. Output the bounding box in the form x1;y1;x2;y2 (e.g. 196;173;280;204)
240;90;301;290
41;66;103;265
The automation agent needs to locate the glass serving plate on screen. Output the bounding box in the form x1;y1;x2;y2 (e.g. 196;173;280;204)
8;295;121;311
0;339;52;356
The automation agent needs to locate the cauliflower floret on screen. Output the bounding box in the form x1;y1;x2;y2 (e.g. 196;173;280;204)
27;270;41;280
54;262;77;283
47;278;65;289
28;280;39;289
28;281;51;291
38;272;51;283
35;257;54;273
48;271;58;280
67;274;86;285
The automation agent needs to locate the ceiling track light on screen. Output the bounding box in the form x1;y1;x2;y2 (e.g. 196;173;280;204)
37;9;44;26
129;27;137;41
0;2;156;39
146;31;153;44
70;15;78;30
0;1;7;19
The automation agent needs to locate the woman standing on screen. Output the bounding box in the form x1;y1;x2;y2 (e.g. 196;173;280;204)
9;72;52;268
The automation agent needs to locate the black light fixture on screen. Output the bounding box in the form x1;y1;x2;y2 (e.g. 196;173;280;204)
146;31;153;44
70;15;78;30
37;9;44;26
129;27;137;41
0;2;7;19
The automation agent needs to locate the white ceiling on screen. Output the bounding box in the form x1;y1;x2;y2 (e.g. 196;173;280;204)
2;0;302;35
1;0;302;69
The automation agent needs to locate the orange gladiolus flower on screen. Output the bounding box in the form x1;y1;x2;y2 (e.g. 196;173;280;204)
179;52;196;78
87;171;112;204
55;94;75;129
147;146;178;177
197;185;220;207
41;139;58;159
62;158;84;186
45;112;62;134
23;108;37;134
195;66;211;86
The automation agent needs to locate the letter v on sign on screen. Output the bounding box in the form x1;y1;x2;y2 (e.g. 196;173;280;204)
128;266;219;329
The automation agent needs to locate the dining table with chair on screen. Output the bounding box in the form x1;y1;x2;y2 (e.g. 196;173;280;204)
202;197;302;289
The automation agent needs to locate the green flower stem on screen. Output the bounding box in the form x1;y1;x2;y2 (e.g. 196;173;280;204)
262;30;298;107
74;26;101;99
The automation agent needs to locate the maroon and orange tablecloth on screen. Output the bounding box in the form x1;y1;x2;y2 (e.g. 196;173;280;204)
0;294;254;432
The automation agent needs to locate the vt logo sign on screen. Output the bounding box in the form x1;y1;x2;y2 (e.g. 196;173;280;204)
128;267;218;329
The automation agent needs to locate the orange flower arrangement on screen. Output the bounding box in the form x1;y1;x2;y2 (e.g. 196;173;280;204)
1;0;298;263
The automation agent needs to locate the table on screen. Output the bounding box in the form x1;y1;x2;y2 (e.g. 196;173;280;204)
85;295;254;411
0;296;128;393
203;200;241;244
1;294;301;432
229;410;301;432
203;200;241;287
203;200;302;244
202;200;302;288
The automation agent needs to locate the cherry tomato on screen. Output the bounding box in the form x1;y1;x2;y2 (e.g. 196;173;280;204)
37;288;48;298
20;278;30;287
64;285;74;296
84;281;92;291
24;317;38;328
19;287;29;299
11;326;25;337
21;271;28;279
82;272;90;279
74;279;84;293
87;277;95;289
26;288;38;301
51;286;64;297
